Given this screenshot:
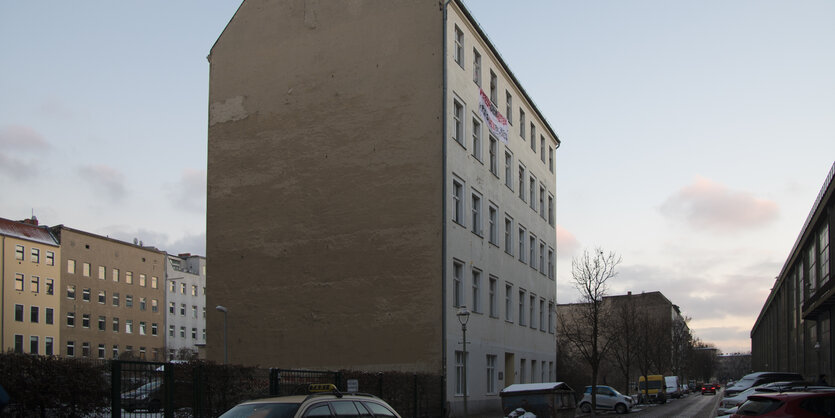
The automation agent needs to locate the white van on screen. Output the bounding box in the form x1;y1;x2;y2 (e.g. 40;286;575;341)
664;376;681;398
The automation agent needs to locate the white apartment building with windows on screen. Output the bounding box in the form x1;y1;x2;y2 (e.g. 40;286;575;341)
164;253;206;359
206;1;558;416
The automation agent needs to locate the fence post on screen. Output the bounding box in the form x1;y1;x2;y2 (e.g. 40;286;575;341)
164;361;174;418
413;373;418;418
269;369;279;396
111;360;121;418
377;372;383;397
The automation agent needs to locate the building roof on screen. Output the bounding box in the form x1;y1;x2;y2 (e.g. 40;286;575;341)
0;217;58;246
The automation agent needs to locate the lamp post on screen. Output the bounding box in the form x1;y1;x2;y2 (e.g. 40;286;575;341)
216;305;228;364
457;306;471;418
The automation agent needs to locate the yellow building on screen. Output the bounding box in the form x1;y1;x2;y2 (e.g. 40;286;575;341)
0;217;61;355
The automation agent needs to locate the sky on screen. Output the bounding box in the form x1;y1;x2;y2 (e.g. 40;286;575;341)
1;1;833;355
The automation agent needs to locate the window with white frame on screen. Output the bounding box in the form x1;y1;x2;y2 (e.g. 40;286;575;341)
518;289;526;326
82;262;90;277
539;241;546;274
540;298;546;332
453;98;464;145
15;245;24;260
113;317;119;332
31;248;40;263
505;283;513;322
112;292;119;306
455;351;467;395
82;313;90;328
30;276;39;293
548;247;555;279
504;215;513;254
518;226;526;262
452;178;464;225
453;260;464;308
489;70;497;103
529;123;536;152
472;268;481;313
518;165;526;201
454;26;464;67
529;176;537;211
486;354;497;394
539;185;546;219
505;150;513;189
529;294;536;329
820;224;830;286
488;204;498;245
15;273;23;291
489;136;498;176
529;234;537;269
548;194;555;226
473;48;481;86
98;265;105;280
471;191;482;236
549;146;554;173
471;117;481;160
531;361;537;383
540;136;546;162
506;91;512;124
46;251;54;266
520;109;526;138
489;276;498;318
67;259;75;274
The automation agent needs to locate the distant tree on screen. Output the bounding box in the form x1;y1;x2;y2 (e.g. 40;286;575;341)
670;316;693;380
608;294;639;395
633;308;668;404
689;340;720;382
558;248;621;415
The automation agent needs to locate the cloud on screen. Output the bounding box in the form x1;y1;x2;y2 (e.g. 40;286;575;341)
556;224;580;259
659;177;778;231
0;125;51;151
0;153;38;180
168;232;206;256
77;164;127;201
165;169;206;213
99;226;206;256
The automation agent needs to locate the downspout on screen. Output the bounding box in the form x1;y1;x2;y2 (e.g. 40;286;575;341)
0;236;4;350
441;0;452;413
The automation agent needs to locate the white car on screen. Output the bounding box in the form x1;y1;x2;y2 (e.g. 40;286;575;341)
578;385;633;414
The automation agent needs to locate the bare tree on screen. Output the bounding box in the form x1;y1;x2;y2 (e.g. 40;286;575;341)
633;308;669;404
670;316;693;381
558;248;621;415
608;295;639;396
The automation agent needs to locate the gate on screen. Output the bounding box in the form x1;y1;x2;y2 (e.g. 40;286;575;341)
111;360;172;417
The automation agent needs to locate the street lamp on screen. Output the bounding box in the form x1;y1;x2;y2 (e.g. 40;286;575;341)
216;305;228;364
457;306;471;418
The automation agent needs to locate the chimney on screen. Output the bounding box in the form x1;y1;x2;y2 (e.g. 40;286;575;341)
627;291;632;296
20;216;39;226
178;253;191;258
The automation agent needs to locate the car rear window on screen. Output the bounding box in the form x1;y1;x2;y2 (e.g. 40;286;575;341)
801;395;835;415
362;401;396;417
219;402;301;418
736;397;783;416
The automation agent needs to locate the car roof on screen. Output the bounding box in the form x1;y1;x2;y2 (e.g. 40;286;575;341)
748;391;835;401
234;395;310;405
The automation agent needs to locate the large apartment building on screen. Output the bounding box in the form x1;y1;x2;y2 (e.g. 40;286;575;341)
0;217;61;355
51;226;167;361
164;253;207;359
206;1;558;415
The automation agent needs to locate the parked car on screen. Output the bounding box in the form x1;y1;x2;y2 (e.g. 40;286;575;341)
701;383;717;395
500;382;577;418
665;376;681;398
725;372;804;397
730;391;835;417
218;385;401;418
578;385;633;414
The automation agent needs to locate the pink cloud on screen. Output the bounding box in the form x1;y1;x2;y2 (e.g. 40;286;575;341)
660;177;778;231
556;224;580;259
0;125;50;151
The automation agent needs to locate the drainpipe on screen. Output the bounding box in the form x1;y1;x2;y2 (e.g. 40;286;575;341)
0;236;4;350
441;0;452;414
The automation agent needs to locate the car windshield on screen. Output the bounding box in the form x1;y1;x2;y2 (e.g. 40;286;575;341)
736;397;783;416
218;402;301;418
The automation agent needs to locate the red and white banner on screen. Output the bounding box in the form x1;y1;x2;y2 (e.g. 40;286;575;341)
478;89;509;144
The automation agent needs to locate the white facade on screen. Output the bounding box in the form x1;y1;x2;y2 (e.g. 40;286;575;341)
164;253;206;359
445;3;559;416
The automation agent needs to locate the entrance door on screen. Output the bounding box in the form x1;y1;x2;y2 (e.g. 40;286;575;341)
504;353;515;387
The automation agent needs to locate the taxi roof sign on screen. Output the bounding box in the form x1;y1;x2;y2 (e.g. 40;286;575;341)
309;383;338;393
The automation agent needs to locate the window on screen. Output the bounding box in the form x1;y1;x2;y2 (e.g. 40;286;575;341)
140;322;146;336
46;251;54;266
125;294;133;308
531;361;537;383
113;317;120;332
126;320;133;334
489;276;498;318
453;260;464;308
140;297;147;311
14;304;23;322
518;226;526;262
82;262;90;277
504;216;513;254
540;136;546;162
98;344;105;359
506;91;512;124
45;278;54;295
82;342;90;358
529;235;537;269
15;273;24;291
14;335;23;354
454;25;463;67
518;289;526;326
98;316;106;331
82;288;91;302
112;345;118;359
473;49;481;86
549;146;554;173
520;109;526;137
471;191;482;235
45;337;53;356
169;302;175;314
67;284;76;299
112;292;120;307
548;194;555;226
520;359;527;383
30;336;39;355
31;247;40;263
180;283;186;294
540;299;546;331
151;276;158;289
455;351;467;395
487;354;497;394
169;280;176;292
98;266;105;280
472;268;481;313
192;285;198;296
169;325;175;337
139;274;146;287
152;299;158;312
489;70;497;103
530;123;536;152
82;313;90;328
529;176;537;211
15;245;24;260
67;259;75;274
504;151;513;189
152;323;158;336
548;301;555;334
505;283;513;322
539;241;546;273
539;185;546;218
548;247;555;279
471;118;482;160
98;290;106;304
192;305;198;318
820;224;830;286
30;306;39;323
529;294;536;329
453;99;464;145
180;326;186;338
191;328;197;339
518;165;526;201
30;276;39;293
452;178;464;225
45;308;53;324
66;341;75;357
67;312;75;327
489;136;498;176
112;268;119;282
488;204;498;245
180;303;186;316
139;347;146;360
125;271;133;284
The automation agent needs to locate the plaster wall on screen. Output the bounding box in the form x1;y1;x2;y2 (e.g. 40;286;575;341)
206;0;445;371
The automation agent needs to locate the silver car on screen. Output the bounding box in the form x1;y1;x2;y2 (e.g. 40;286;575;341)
578;385;633;414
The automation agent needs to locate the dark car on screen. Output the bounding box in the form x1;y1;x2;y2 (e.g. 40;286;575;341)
725;372;804;397
701;383;717;395
730;391;835;417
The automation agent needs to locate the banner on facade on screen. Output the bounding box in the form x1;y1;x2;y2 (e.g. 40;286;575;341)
478;89;509;144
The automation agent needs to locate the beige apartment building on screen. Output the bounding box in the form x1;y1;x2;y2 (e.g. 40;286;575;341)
0;217;61;355
51;226;166;361
206;1;559;416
